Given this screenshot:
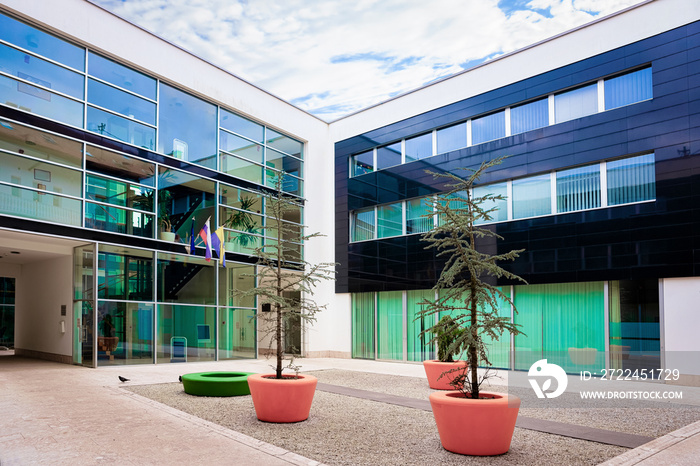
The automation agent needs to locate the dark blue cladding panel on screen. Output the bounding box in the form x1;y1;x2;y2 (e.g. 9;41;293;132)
335;20;700;294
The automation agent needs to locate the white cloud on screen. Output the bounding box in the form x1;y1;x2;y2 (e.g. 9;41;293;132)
92;0;645;121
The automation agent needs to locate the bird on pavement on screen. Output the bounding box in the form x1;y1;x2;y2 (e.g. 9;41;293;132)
179;375;182;383
118;376;129;382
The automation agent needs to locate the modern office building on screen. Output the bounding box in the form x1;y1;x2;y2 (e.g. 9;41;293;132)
1;0;699;384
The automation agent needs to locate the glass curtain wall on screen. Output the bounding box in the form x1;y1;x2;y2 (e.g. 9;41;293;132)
436;123;466;155
514;281;605;373
512;174;551;219
377;291;403;360
474;182;508;224
407;290;435;362
406;197;433;234
556;165;601;213
472;111;505;145
607;154;656;205
352;292;375;359
219;184;264;254
218;262;256;359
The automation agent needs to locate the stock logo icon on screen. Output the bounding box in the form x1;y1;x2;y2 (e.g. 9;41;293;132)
528;359;568;399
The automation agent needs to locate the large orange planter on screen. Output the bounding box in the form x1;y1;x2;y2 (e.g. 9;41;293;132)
423;360;467;390
429;391;520;456
247;373;318;423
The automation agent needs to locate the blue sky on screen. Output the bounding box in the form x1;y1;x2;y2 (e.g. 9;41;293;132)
91;0;645;121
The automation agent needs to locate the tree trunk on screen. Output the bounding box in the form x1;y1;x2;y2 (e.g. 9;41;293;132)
469;280;479;399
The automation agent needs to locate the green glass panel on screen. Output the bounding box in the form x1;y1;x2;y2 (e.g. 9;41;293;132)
377;291;403;360
514;282;605;373
97;301;153;366
219;262;255;308
157;253;216;305
377;202;402;238
352;292;375;359
406;197;432;234
98;245;153;301
218;308;256;360
407;289;435;362
480;287;511;369
157;304;216;363
474;182;508;224
85;202;155;238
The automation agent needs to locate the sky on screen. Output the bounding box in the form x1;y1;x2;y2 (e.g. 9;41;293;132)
91;0;646;121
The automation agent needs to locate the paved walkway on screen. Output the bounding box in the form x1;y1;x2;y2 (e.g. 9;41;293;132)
1;353;699;465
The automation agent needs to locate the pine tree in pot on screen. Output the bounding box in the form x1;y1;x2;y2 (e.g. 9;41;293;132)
417;156;527;455
422;315;468;390
232;172;336;423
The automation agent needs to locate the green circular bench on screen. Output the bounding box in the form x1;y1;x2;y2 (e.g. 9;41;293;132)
181;372;255;397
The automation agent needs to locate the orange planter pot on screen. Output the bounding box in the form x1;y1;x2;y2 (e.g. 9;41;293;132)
423;360;467;390
247;373;318;423
429;391;520;456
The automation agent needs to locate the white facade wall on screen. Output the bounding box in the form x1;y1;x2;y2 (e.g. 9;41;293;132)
662;278;700;383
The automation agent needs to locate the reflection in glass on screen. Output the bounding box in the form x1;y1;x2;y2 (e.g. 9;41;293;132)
0;75;84;128
219;184;263;213
0;12;85;71
406;197;432;234
220;130;263;163
86;174;154;211
0;183;81;225
157;304;216;363
512;174;551;219
405;133;432;162
266;128;302;159
219;262;255;308
474;182;508;224
605;67;652;111
377;202;402;238
98;245;154;301
407;289;435;362
607;154;655;206
97;302;154;366
0;42;84;98
88;51;156;99
85;202;155;238
219;308;256;359
220;109;263;142
157;252;216;304
376;142;401;170
436;123;466;155
351;150;373;176
555;83;598;123
511;98;548;135
85;145;156;186
0;119;83;167
472;111;505;145
351;207;375;242
88;79;156;125
220;152;263;184
0;151;82;197
266;147;302;178
556;165;601;213
87;106;155;150
158;83;217;169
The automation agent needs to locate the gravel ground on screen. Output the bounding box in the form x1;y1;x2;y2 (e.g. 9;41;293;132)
121;369;700;465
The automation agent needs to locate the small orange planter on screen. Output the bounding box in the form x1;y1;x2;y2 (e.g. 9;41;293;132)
247;373;318;423
423;360;467;390
429;391;520;456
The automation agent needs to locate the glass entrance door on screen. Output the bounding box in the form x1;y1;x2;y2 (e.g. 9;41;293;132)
73;244;96;367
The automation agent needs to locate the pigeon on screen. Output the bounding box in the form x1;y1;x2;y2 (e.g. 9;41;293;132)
179;375;182;383
118;376;129;382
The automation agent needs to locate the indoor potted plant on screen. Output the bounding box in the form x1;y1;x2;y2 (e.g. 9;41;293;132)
417;156;527;456
222;195;259;253
422;315;468;390
232;172;335;423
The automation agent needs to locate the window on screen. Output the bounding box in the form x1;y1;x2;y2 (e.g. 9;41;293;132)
474;182;508;224
513;174;551;219
87;79;156;125
605;68;652;110
377;202;403;238
351;208;375;242
607;154;655;205
406;197;433;234
556;165;601;213
472;111;505;145
88;52;156;100
511;98;548;135
220;109;263;142
220;131;263;164
266;128;303;159
405;133;432;162
436;123;467;155
351;150;374;176
376;142;401;170
555;83;598;123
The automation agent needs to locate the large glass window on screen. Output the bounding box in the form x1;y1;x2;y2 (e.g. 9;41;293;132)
220;109;263;142
352;292;375;359
87;78;156;125
98;245;153;301
0;42;84;98
555;83;598;123
98;302;154;366
85;145;156;186
407;290;434;362
220;131;263;164
472;111;505;145
219;185;263;254
220;152;263;185
474;182;508;224
607;154;655;205
266;128;303;160
406;197;433;234
85;174;155;238
88;51;156;100
0;119;83;168
158;83;217;169
157;304;216;363
351;207;375;242
157;253;216;304
86;106;155;150
219;308;256;360
404;133;432;162
512;174;551;219
436;123;467;155
376;142;401;170
605;67;652;110
377;202;403;238
514;281;605;373
556;164;601;213
351;150;373;176
0;13;85;71
377;291;403;360
511;98;548;135
219;262;256;308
